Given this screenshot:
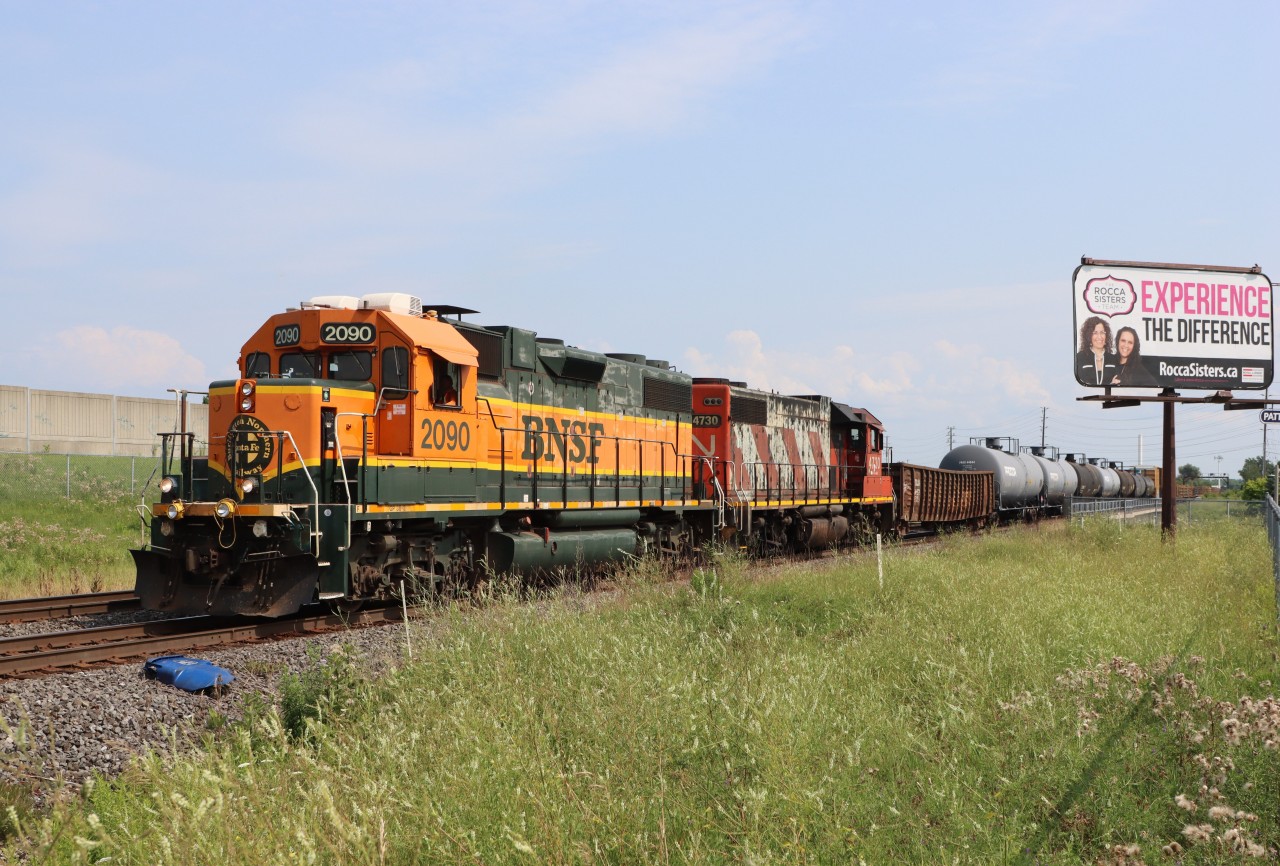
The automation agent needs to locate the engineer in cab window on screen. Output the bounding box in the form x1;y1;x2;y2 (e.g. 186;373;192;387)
433;358;459;407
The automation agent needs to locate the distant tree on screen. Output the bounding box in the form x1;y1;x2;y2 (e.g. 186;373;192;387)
1178;464;1201;483
1238;456;1278;483
1239;477;1271;500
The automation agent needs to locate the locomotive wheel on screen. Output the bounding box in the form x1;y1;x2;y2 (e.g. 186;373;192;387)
329;597;365;615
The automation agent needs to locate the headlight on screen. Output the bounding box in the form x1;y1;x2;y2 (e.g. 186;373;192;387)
159;476;177;494
215;499;236;518
252;520;269;538
240;397;254;411
240;477;259;494
166;501;185;520
240;381;254;397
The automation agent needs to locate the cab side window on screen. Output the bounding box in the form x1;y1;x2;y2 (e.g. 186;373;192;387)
433;357;460;407
382;346;409;394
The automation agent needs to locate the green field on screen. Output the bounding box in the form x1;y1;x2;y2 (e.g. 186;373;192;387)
10;518;1278;864
0;454;148;596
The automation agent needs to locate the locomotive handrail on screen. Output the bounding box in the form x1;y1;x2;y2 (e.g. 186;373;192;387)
474;395;500;427
224;427;323;560
739;460;842;507
373;386;418;416
333;410;376;557
483;418;690;510
157;432;202;500
688;455;727;528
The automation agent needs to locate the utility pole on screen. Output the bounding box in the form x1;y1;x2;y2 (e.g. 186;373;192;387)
1040;407;1047;448
947;426;955;450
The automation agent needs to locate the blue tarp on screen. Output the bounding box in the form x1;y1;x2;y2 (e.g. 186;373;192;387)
144;655;235;693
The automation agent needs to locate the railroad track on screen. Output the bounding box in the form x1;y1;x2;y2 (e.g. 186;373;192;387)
0;604;404;678
0;590;140;624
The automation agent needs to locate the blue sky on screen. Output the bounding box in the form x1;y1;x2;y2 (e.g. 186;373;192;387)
2;1;1277;476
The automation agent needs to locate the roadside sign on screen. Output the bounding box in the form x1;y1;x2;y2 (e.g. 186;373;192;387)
1261;409;1280;424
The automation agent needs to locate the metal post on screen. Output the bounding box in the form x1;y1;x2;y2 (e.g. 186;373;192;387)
1161;391;1176;539
876;533;883;589
66;453;71;499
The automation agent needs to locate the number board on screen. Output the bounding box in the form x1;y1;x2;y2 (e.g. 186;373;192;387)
693;414;721;428
321;323;376;344
273;325;300;347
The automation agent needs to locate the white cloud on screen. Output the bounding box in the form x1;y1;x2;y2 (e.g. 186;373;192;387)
683;330;1051;416
933;339;1051;404
683;329;917;402
37;326;209;394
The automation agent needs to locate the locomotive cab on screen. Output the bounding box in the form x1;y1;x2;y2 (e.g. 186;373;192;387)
833;404;893;499
133;294;481;617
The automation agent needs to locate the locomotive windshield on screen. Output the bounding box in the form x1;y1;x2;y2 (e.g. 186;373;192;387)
280;351;320;378
245;352;271;378
328;350;373;381
260;349;376;382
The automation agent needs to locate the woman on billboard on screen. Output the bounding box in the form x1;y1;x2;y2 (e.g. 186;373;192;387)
1110;326;1156;387
1076;316;1117;386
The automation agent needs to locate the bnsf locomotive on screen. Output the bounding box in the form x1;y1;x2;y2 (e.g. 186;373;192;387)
135;294;918;616
133;294;1148;618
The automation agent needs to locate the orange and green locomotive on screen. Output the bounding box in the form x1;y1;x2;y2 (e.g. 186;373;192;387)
134;294;913;617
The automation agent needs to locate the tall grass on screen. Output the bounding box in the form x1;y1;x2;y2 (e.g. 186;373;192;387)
13;520;1279;864
0;454;146;595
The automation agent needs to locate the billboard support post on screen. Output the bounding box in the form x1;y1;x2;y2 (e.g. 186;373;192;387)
1161;390;1176;539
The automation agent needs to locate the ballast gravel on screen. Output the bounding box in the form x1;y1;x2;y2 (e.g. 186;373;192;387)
0;616;411;790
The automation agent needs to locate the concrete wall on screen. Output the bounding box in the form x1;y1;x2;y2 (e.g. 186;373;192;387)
0;385;208;456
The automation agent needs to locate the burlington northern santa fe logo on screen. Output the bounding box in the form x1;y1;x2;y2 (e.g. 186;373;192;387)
229;414;275;471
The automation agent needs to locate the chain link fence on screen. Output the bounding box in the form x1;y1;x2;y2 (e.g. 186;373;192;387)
1066;496;1263;528
1265;494;1280;627
0;452;162;505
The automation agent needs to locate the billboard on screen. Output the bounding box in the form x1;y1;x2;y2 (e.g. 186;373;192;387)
1072;260;1273;390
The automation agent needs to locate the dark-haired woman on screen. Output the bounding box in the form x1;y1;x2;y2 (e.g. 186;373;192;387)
1110;326;1156;386
1076;316;1117;386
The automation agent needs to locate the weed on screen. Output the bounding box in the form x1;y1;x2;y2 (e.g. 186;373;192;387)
279;644;366;742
